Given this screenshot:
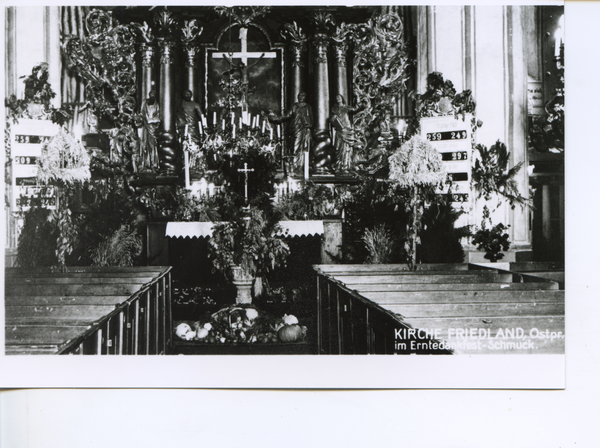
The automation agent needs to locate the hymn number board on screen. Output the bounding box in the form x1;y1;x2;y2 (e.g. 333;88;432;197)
420;115;473;203
10;119;59;211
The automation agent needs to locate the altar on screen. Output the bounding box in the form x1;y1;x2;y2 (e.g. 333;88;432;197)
162;220;341;265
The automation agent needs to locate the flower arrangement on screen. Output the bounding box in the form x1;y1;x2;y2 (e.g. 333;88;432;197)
472;206;511;262
208;206;290;298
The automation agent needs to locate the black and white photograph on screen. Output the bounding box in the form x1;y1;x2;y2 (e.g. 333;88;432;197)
0;3;573;388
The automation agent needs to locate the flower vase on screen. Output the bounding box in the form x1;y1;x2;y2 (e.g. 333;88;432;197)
230;265;253;304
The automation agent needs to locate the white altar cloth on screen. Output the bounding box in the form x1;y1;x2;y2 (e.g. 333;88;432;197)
165;220;324;238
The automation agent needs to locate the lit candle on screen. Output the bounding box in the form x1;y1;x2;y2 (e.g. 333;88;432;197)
304;151;309;180
184;151;190;189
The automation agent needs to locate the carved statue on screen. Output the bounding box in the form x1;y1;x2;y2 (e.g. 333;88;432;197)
140;88;161;172
267;92;313;174
330;94;359;172
177;89;204;143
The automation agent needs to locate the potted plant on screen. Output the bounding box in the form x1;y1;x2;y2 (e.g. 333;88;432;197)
208;206;290;303
472;206;510;262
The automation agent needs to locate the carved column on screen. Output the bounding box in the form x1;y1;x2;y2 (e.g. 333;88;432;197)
282;22;308;113
311;32;333;171
181;20;203;103
332;37;349;104
158;40;178;174
140;43;155;107
183;45;199;101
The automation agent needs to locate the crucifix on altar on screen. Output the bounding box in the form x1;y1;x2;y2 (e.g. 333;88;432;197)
212;27;277;112
237;162;255;207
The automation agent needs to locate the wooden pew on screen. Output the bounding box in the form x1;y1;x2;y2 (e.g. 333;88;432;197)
314;263;565;355
5;266;172;355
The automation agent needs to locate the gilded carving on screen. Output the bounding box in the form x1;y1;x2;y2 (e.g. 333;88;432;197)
281;22;307;68
183;45;198;68
312;34;329;65
159;41;176;65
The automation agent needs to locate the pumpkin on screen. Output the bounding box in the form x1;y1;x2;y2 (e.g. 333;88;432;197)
278;324;304;342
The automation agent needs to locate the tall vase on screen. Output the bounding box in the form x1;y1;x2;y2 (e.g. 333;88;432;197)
230;265;253;304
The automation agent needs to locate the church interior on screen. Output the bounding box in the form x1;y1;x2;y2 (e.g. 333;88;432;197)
4;5;565;355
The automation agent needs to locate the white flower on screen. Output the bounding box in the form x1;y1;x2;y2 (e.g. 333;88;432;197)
245;308;259;321
283;314;299;325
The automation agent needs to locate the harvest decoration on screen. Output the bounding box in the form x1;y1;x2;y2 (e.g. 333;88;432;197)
388;135;446;270
174;305;307;344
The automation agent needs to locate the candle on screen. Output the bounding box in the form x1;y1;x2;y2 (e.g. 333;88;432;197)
262;120;266;133
222;119;225;131
270;128;273;140
239;116;243;129
184;124;188;136
231;112;235;124
184;151;190;189
208;183;214;197
277;124;281;139
198;121;203;135
202;115;207;127
232;124;236;139
304;151;309;180
213;111;217;125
